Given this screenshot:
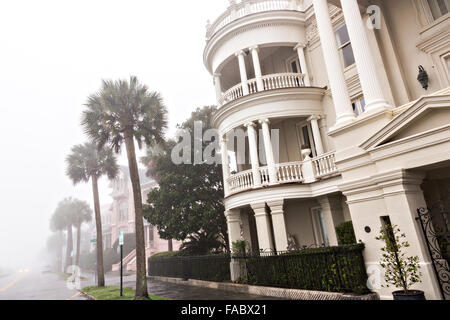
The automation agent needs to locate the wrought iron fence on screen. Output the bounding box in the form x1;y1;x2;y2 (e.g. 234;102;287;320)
234;244;369;294
148;254;231;282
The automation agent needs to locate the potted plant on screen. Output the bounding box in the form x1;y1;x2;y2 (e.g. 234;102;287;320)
376;224;425;300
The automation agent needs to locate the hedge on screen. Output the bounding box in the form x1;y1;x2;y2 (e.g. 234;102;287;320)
148;253;231;282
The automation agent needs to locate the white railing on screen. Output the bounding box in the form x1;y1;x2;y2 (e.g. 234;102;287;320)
276;162;303;183
262;73;305;90
227;169;254;193
219;83;244;106
259;166;271;185
219;73;305;106
225;152;338;195
312;152;338;178
206;0;302;40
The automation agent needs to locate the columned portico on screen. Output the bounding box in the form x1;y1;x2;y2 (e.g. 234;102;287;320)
260;119;278;185
312;0;355;126
339;0;391;113
294;42;311;86
236;50;249;95
267;200;289;252
251;203;275;252
250;46;264;92
246;122;262;187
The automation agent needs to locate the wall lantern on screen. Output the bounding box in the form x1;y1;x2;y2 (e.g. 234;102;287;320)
417;65;429;90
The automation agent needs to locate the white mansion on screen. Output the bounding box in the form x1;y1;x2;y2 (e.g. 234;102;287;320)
204;0;450;299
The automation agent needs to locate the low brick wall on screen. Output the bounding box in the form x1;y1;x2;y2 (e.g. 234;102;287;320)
149;276;379;300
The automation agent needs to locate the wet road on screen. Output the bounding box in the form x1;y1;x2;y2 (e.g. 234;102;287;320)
0;270;282;300
0;270;85;300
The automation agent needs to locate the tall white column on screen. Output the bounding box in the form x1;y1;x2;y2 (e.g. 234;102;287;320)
226;209;242;252
259;119;278;185
220;137;231;196
267;200;289;252
318;195;344;246
225;208;243;281
213;73;222;103
236;50;249;95
246;122;262;187
312;0;355;126
308;115;325;155
250;46;264;92
251;203;275;252
340;0;390;113
294;43;311;86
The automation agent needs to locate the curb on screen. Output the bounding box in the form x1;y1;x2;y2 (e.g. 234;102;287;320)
80;291;96;300
148;276;379;300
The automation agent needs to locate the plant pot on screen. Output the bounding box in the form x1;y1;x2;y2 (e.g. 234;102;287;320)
392;290;426;301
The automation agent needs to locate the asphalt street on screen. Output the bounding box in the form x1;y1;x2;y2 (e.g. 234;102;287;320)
0;269;86;300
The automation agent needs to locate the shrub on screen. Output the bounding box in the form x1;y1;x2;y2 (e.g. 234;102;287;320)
149;251;180;260
336;221;357;245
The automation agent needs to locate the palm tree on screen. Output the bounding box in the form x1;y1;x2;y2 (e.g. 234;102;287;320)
71;199;92;266
66;142;118;287
82;76;168;299
46;232;66;273
50;199;75;272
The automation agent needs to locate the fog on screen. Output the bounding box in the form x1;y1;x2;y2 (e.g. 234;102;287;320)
0;0;226;270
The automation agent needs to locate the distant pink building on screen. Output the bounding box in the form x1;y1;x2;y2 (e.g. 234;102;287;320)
110;166;182;272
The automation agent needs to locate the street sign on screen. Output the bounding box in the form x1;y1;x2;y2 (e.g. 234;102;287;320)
119;230;124;297
119;231;124;246
90;239;97;243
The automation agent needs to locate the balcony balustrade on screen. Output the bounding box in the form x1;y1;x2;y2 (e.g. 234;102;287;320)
219;73;306;107
226;152;339;196
206;0;302;40
312;151;337;178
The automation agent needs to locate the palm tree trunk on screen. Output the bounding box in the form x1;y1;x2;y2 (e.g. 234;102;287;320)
75;224;81;266
65;225;73;272
124;132;149;299
92;175;105;287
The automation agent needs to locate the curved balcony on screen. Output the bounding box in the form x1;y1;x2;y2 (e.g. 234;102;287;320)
226;152;338;196
206;0;303;41
219;72;306;107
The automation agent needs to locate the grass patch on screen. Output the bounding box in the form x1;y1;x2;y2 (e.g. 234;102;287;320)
82;286;170;300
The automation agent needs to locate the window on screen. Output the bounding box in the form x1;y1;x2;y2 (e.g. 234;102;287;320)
311;208;330;247
297;122;317;158
427;0;449;20
287;56;302;73
352;96;366;116
119;202;128;222
335;24;356;68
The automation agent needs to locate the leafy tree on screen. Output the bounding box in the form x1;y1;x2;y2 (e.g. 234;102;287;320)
143;106;229;255
71;199;92;266
81;76;168;299
66;142;118;287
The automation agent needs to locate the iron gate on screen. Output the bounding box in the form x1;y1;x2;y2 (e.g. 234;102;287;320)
417;196;450;300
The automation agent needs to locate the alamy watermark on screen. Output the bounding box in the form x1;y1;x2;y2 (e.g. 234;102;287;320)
171;121;281;166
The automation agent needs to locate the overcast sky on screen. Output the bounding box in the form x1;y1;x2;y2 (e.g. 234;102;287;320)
0;0;228;268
